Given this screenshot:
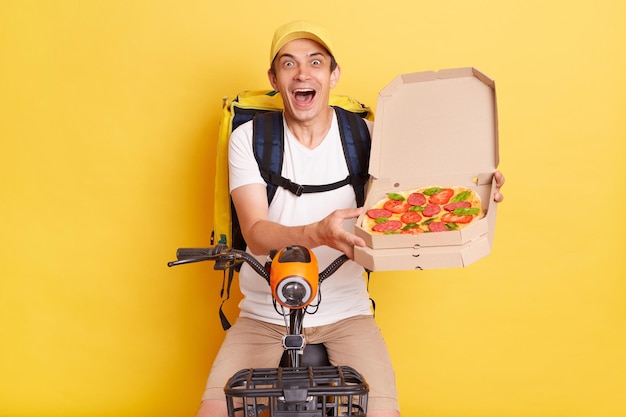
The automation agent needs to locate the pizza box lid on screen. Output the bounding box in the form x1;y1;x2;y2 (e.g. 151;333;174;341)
353;67;499;270
369;67;498;181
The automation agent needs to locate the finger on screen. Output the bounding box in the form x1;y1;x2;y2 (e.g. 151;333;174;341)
350;234;367;248
495;171;505;187
338;206;364;220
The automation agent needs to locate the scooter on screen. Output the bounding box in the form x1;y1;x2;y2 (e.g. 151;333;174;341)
168;244;368;417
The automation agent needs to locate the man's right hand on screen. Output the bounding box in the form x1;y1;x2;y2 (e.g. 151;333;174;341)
308;207;366;259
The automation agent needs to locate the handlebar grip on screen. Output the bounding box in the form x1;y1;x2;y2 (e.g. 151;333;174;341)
176;245;228;260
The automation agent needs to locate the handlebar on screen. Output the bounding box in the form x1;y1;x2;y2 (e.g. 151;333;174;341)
168;245;349;286
168;244;271;282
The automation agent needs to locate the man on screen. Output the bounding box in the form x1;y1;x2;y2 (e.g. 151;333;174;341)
197;20;505;417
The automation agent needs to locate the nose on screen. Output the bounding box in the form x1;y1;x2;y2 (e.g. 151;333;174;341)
294;65;310;81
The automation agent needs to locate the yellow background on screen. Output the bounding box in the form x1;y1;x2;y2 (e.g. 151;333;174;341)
1;1;625;416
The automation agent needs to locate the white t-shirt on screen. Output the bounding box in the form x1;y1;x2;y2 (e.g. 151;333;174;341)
228;111;374;327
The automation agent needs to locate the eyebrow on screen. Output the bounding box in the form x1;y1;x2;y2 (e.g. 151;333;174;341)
278;51;326;61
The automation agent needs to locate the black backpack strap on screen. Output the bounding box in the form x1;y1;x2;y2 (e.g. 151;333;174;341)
333;106;371;207
218;267;236;330
253;111;284;204
365;269;376;317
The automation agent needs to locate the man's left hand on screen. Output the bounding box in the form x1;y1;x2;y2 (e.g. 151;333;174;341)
494;171;505;203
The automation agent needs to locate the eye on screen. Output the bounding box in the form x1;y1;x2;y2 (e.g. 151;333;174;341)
311;59;321;66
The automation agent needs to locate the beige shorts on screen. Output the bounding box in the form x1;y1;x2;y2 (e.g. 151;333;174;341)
202;315;399;411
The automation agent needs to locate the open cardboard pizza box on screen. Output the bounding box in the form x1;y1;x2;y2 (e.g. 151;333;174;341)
354;67;499;271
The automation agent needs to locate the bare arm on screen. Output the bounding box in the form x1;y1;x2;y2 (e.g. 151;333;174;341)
231;184;366;259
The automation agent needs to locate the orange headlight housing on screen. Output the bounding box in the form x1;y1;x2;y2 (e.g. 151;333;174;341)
270;246;319;309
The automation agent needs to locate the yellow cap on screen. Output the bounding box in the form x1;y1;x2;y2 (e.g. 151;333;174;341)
270;20;335;65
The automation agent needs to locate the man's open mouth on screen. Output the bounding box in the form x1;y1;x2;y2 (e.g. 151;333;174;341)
293;89;316;104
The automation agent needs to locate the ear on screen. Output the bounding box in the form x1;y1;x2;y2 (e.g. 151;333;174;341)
330;65;341;89
267;68;279;91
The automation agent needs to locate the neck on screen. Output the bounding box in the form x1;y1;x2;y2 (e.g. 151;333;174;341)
283;106;334;149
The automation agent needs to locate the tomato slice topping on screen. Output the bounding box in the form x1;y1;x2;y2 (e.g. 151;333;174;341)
428;188;454;205
383;199;409;213
441;212;474;224
401;226;425;234
400;211;422;224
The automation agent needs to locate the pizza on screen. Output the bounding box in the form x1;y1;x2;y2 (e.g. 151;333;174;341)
362;186;484;234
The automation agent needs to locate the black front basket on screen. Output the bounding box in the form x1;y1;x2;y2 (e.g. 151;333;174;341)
224;365;368;417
